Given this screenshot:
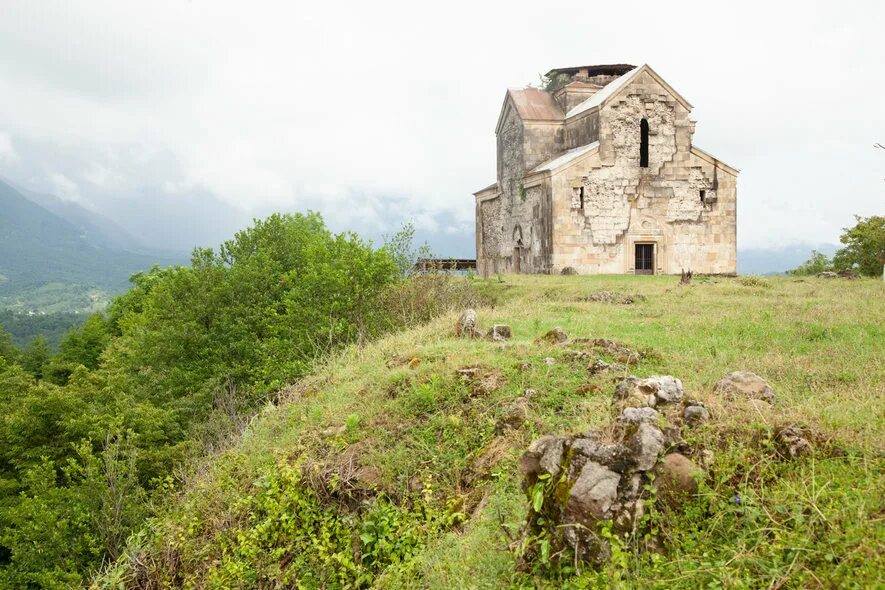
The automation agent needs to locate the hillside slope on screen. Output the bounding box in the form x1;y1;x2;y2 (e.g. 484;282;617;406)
0;180;183;311
103;275;885;589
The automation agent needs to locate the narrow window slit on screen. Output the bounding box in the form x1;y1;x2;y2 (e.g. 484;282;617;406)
639;118;649;168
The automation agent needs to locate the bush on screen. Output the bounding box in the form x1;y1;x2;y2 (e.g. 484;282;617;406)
788;250;832;276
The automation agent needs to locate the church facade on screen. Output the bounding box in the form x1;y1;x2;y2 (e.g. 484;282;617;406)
474;64;738;275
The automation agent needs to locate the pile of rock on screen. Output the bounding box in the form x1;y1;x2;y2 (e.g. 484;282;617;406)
579;290;646;305
817;269;858;279
516;368;815;569
519;374;706;565
454;309;512;342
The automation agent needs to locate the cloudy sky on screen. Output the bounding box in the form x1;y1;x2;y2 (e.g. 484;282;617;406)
0;1;882;255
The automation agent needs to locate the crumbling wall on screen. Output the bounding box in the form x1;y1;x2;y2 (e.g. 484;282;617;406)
480;197;503;259
549;70;737;274
497;104;524;215
484;101;557;273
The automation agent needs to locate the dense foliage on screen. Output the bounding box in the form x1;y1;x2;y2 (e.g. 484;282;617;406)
0;212;427;587
0;310;84;349
832;214;885;276
791;215;885;276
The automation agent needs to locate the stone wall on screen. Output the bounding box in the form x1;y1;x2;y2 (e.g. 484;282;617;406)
478;67;737;276
550;70;736;275
564;110;600;150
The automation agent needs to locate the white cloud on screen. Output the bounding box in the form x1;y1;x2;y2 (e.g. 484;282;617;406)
0;132;18;165
0;0;882;251
48;172;81;202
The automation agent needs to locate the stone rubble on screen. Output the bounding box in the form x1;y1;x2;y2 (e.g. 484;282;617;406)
519;373;695;566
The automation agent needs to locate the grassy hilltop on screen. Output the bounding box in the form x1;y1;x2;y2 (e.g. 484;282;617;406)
102;274;884;589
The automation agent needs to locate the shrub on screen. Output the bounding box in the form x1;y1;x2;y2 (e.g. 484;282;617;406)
788;250;832;275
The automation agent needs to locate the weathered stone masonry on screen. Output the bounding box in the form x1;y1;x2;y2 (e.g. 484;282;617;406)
474;64;738;275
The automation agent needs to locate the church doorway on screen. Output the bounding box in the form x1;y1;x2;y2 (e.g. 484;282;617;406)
634;243;654;275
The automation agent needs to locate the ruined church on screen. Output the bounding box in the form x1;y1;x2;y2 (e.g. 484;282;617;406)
474;64;737;275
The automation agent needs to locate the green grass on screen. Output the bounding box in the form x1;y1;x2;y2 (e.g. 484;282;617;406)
101;274;885;589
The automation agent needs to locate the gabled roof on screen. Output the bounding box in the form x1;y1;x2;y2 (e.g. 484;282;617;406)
473;181;499;196
528;141;600;174
566;64;693;118
507;87;564;121
495;87;564;133
690;146;740;176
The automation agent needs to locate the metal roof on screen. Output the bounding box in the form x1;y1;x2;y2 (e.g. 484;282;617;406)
507;87;563;121
529;142;600;174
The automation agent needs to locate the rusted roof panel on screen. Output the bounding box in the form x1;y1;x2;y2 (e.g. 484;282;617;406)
507;87;564;121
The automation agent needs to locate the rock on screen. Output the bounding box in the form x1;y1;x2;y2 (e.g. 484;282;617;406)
618;407;659;424
519;435;566;484
565;350;592;361
662;425;683;447
589;359;626;375
538;327;569;344
627;422;664;471
497;397;529;431
543;357;556;365
571;438;630;472
683;405;709;423
523;388;538;398
577;338;643;364
714;371;775;405
456;366;481;380
655;453;700;505
561;266;578;275
581;291;645;305
817;271;838;278
651;376;684;404
538;437;566;477
614;375;683;407
614;376;684;410
775;425;812;459
486;324;512;341
614;498;644;531
566;461;621;521
613;377;655;408
455;309;482;338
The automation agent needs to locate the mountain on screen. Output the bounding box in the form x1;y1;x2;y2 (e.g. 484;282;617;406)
13;184;147;253
737;243;840;275
0;179;184;312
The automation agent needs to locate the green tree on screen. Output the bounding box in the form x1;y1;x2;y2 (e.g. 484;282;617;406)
0;327;18;364
57;313;111;370
832;215;885;276
20;336;50;379
789;250;832;275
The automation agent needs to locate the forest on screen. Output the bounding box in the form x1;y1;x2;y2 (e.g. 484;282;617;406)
0;212;477;587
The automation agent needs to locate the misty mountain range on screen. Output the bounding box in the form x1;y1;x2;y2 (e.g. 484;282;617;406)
0;179;185;312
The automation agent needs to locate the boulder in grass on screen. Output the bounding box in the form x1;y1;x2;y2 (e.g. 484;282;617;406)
714;371;775;405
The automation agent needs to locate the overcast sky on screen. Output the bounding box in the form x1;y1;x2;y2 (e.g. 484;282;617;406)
0;1;882;255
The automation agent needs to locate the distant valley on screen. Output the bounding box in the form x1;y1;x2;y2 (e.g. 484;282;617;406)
0;179;185;313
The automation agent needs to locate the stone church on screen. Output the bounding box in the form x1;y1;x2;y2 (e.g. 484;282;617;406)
474;64;737;275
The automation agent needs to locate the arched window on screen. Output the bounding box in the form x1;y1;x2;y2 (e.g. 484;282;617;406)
639;118;649;168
